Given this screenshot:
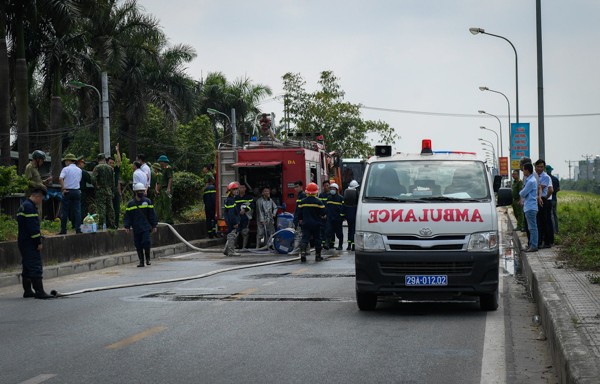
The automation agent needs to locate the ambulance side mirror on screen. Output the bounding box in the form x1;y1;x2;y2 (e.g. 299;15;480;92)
492;175;502;192
344;188;358;206
496;188;513;207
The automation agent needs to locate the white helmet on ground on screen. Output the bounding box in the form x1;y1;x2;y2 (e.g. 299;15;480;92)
348;180;359;189
133;182;146;191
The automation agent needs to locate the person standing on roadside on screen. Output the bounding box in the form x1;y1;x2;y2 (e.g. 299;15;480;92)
93;153;115;230
132;161;147;190
546;165;560;234
520;163;539;252
149;162;161;202
289;180;306;255
24;150;51;218
223;182;241;257
344;180;359;251
18;188;53;299
155;155;173;224
535;159;554;248
77;156;92;222
511;170;525;231
235;183;253;249
203;176;217;238
124;183;158;267
298;182;326;262
24;150;50;197
136;153;151;193
318;180;330;249
59;153;82;235
256;186;278;248
325;183;344;250
107;143;122;228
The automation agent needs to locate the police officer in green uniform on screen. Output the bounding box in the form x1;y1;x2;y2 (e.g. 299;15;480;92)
77;156;93;222
155;155;173;224
93;153;115;229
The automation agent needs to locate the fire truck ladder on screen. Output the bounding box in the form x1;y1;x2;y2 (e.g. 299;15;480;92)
218;148;237;210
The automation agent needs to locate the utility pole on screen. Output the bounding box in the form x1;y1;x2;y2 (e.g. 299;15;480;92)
565;160;577;180
582;155;593;180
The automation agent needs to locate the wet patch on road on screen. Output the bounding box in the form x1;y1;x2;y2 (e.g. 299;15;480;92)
248;273;355;279
139;292;354;302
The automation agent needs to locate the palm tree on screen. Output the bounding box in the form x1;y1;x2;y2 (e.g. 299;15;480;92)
0;5;10;166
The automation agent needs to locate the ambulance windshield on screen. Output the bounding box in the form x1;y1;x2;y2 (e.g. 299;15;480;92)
364;161;490;201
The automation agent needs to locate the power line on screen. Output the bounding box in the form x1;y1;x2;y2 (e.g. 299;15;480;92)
360;105;600;119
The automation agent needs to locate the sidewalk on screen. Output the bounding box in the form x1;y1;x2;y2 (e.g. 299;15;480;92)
508;210;600;383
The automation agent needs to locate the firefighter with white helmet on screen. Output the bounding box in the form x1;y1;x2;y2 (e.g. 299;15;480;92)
325;182;345;250
223;181;241;256
298;182;326;262
124;182;158;267
344;180;359;250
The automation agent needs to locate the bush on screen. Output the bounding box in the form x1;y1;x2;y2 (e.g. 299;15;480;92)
172;171;204;214
0;166;28;198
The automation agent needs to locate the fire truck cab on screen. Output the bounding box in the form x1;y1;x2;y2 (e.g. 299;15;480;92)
345;140;513;311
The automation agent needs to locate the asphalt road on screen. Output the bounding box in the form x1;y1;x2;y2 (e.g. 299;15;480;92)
0;218;556;384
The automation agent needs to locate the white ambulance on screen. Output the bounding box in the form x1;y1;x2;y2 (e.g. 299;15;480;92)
345;140;512;311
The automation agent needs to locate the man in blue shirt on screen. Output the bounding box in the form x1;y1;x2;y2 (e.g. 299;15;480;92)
519;163;539;252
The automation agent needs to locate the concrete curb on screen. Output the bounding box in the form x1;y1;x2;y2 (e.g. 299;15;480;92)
0;237;224;289
508;210;600;384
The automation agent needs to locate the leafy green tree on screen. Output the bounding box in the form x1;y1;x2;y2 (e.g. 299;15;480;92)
174;115;215;174
281;71;398;158
0;165;28;199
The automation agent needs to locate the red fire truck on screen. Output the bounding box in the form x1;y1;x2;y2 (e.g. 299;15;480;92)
215;137;341;237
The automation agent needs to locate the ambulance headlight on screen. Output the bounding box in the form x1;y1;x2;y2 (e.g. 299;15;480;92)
355;232;385;252
467;231;498;251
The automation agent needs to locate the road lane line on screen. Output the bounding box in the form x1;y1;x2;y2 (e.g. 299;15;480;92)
18;374;57;384
480;273;506;384
225;288;257;300
105;326;167;350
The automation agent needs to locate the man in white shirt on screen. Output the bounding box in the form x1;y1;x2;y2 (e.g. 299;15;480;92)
59;153;83;234
137;153;151;191
132;161;147;193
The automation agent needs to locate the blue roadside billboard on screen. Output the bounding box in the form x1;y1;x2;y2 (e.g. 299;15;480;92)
510;123;530;170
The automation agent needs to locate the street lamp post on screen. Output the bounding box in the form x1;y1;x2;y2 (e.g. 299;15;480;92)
67;80;104;154
478;110;503;158
480;126;500;163
207;108;237;147
479;138;497;162
470;27;519;123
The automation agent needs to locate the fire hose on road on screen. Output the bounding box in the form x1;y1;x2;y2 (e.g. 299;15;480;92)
50;223;300;297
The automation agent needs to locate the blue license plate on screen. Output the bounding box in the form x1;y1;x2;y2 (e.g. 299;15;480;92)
405;275;448;286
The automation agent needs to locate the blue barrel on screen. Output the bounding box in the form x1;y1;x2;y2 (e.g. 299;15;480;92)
272;228;296;254
276;212;294;230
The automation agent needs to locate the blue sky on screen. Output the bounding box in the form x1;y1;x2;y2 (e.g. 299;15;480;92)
139;0;600;179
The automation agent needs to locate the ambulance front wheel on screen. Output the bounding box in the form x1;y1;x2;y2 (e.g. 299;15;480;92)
479;290;498;311
356;290;377;311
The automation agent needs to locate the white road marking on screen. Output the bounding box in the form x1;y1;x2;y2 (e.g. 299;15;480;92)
18;374;57;384
480;272;506;384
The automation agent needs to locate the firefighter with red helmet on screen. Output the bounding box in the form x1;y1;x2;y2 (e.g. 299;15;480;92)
223;181;241;257
298;182;326;262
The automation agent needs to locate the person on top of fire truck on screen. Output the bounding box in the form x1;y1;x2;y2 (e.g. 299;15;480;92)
298;182;326;262
223;182;241;257
258;113;276;141
325;183;345;250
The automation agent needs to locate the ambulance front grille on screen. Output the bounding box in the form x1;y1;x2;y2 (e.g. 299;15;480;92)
388;244;464;251
379;261;473;275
